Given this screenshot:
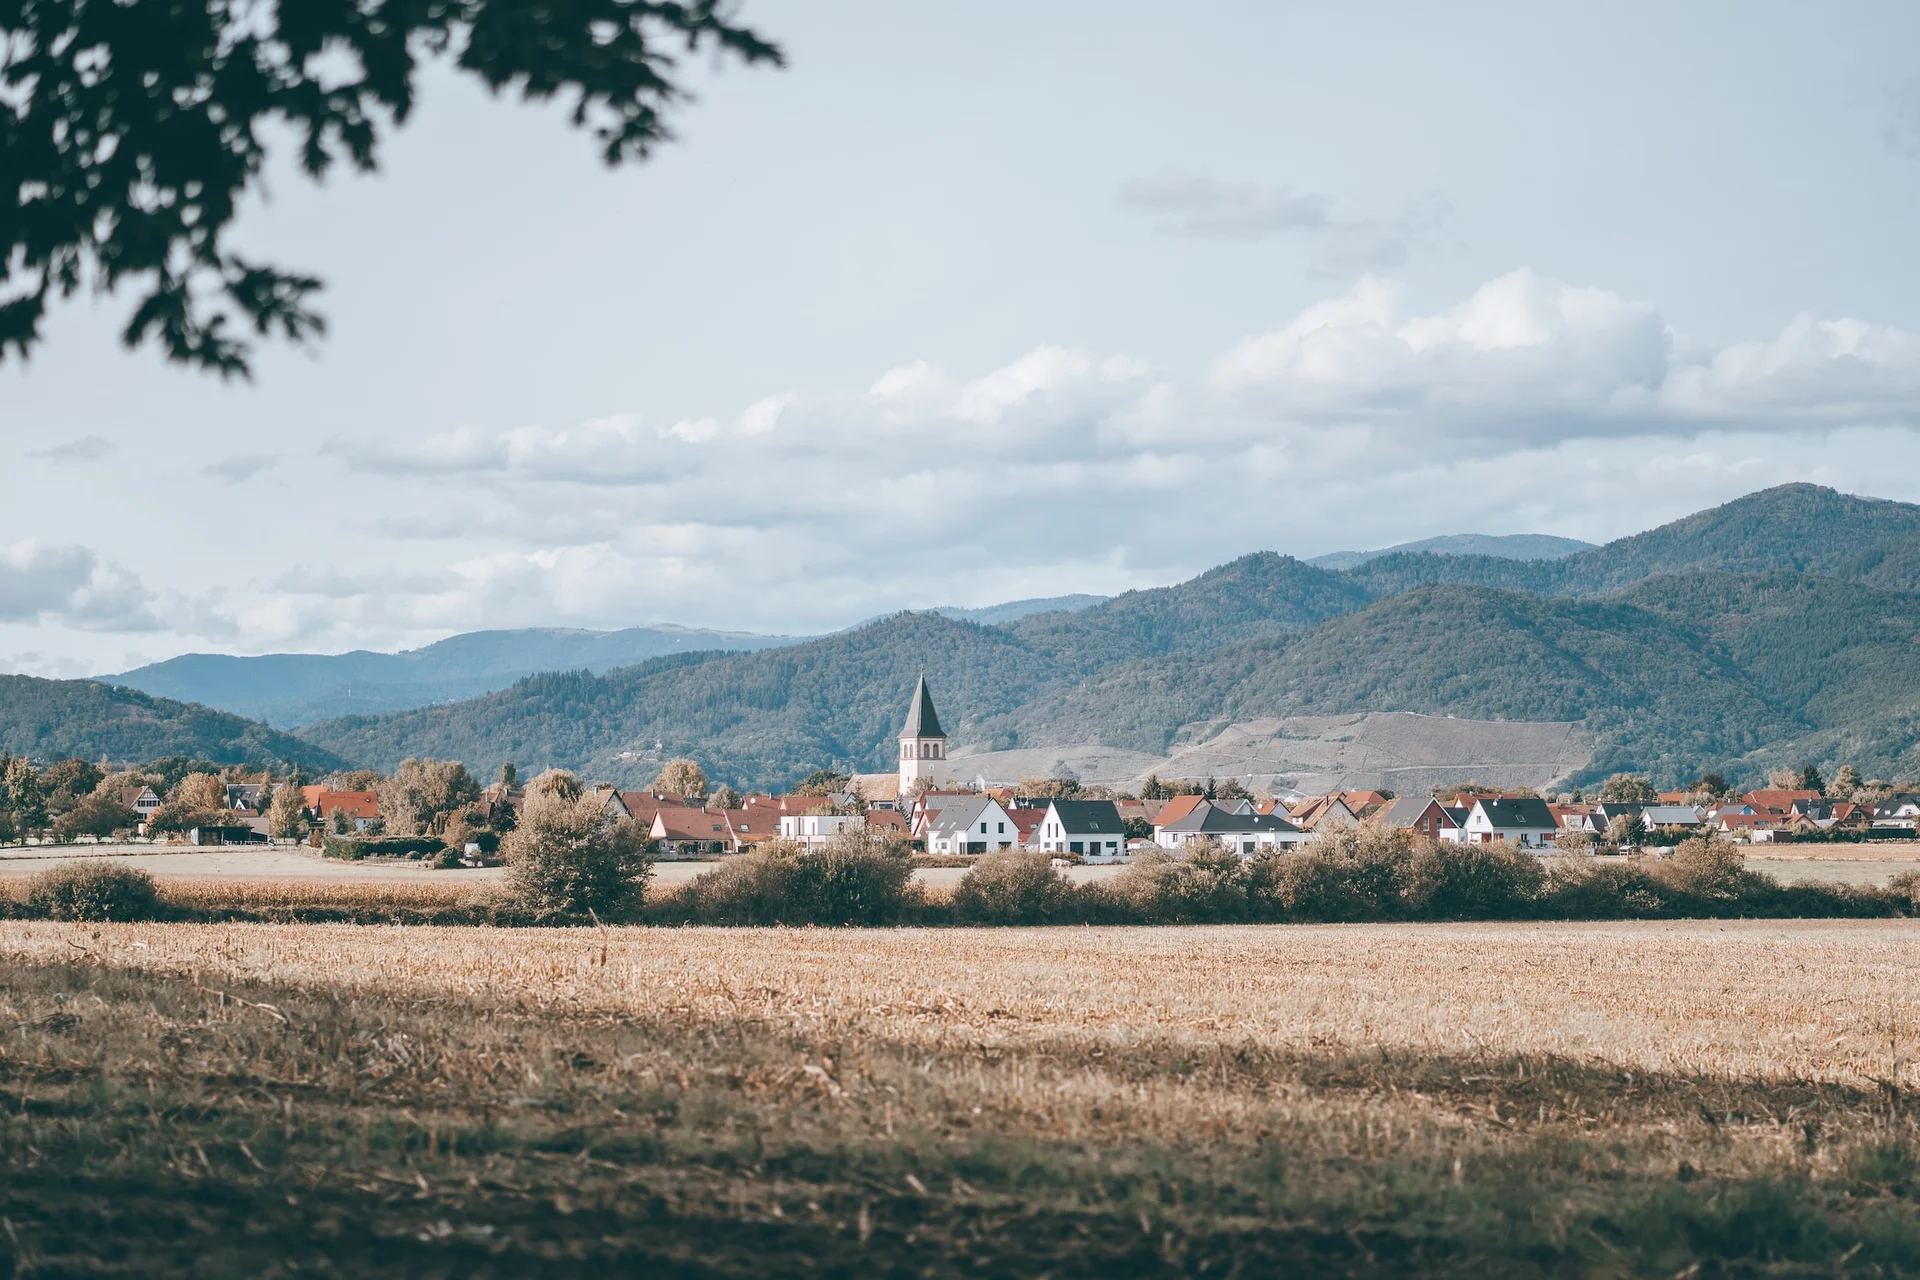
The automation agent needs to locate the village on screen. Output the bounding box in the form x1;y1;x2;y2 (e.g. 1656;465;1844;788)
128;676;1916;862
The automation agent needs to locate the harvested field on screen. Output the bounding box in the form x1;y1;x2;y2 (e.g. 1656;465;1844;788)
1;920;1917;1275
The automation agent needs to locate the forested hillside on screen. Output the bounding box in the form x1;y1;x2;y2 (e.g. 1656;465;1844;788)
289;483;1920;789
0;675;344;771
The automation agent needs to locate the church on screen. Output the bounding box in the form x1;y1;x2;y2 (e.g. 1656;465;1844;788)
850;674;963;802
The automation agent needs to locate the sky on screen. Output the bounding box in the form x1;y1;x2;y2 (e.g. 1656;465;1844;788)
8;0;1920;676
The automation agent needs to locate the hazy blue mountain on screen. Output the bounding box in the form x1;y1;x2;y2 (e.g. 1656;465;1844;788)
108;625;809;727
1344;484;1920;599
932;594;1107;625
1309;533;1594;571
0;675;344;771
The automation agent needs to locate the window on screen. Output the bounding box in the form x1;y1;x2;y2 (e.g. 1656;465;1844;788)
979;822;987;834
1069;841;1084;854
997;822;1005;834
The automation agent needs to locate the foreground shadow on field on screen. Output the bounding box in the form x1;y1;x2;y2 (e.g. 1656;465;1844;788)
2;957;1918;1277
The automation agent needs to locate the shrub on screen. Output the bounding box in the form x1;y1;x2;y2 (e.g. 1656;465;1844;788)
1402;841;1546;919
52;794;134;841
1103;841;1254;923
1890;870;1920;916
953;850;1075;924
503;791;653;919
322;835;447;860
1254;828;1409;922
678;827;919;926
26;863;161;921
1650;837;1758;903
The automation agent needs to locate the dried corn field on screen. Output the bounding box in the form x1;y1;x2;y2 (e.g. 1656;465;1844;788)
3;920;1919;1276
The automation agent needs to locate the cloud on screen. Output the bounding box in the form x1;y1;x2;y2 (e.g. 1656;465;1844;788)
1118;172;1330;237
27;435;114;462
1117;171;1444;271
202;453;280;483
0;541;161;631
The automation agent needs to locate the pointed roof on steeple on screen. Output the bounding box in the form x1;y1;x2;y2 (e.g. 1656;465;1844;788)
900;673;945;739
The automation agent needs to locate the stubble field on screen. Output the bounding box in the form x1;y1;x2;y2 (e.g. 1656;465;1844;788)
2;919;1918;1275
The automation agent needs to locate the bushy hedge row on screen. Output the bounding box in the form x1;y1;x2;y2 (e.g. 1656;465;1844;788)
320;834;447;860
649;829;1920;927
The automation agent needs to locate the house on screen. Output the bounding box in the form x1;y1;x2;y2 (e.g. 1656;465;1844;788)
910;790;978;840
1743;789;1821;813
1374;796;1462;841
1155;801;1307;856
865;809;911;838
1460;797;1559;848
1871;795;1920;829
1151;793;1208;828
650;806;736;857
589;787;633;822
1718;811;1783;842
1006;806;1047;849
1289;795;1359;831
1032;799;1128;862
720;808;783;847
1548;803;1601;835
777;812;864;849
1593;802;1647;829
224;782;266;812
120;787;162;819
1640;805;1705;832
301;787;380;832
922;796;1020;855
616;791;692;829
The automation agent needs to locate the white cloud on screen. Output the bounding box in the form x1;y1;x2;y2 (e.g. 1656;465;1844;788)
202;453;280;483
0;541;160;631
27;435;114;462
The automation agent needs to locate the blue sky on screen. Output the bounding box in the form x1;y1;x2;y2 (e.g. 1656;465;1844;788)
7;0;1920;673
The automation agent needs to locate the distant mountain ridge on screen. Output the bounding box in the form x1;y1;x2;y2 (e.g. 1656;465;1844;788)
292;484;1920;789
109;624;810;727
0;674;343;771
1309;533;1594;571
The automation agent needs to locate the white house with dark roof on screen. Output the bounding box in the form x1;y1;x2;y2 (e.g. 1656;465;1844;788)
1034;799;1128;862
1460;797;1560;848
923;795;1019;855
1154;801;1306;856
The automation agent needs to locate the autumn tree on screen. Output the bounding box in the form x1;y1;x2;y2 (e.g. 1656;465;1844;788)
529;769;584;804
652;759;708;800
375;758;481;836
267;784;305;839
710;783;742;811
53;793;132;841
504;790;653;918
1596;774;1657;804
1831;765;1861;798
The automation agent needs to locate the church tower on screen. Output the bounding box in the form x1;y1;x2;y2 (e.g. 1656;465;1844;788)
898;674;948;791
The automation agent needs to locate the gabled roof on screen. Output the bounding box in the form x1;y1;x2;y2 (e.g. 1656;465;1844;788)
926;796;998;834
1744;789;1821;809
1641;806;1704;825
1045;799;1125;835
305;788;379;819
1153;794;1207;826
1375;796;1456;829
900;674;945;739
1159;801;1300;835
1471;797;1557;829
652;807;732;841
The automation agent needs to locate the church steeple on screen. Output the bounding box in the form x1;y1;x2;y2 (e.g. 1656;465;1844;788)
898;674;948;790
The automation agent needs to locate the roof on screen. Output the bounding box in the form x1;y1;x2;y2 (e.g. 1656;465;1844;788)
306;789;378;819
1594;803;1645;820
652;807;733;841
1744;790;1821;808
1007;808;1046;840
1374;796;1455;829
1158;801;1301;835
1045;799;1125;835
926;796;998;834
900;674;945;739
1153;794;1207;826
1641;806;1704;825
866;809;910;834
1471;797;1557;829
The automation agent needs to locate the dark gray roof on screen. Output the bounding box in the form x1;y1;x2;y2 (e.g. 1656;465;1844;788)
900;674;945;739
1158;801;1301;835
1046;799;1125;835
1475;797;1557;829
1375;796;1450;829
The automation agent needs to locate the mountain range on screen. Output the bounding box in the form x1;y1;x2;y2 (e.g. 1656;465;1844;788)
1307;532;1594;571
290;484;1920;789
7;483;1917;789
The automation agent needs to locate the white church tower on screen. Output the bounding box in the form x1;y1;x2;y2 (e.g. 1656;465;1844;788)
898;674;948;791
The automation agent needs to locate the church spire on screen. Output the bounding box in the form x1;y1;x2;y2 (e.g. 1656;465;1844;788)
900;673;945;739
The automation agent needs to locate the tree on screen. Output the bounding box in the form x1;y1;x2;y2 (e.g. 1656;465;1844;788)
1596;774;1656;804
652;759;708;800
792;770;851;797
710;783;742;811
1603;812;1645;850
53;793;133;840
375;758;481;836
39;758;103;815
503;790;652;918
267;784;305;839
1831;765;1860;798
529;769;584;803
330;807;353;836
3;757;46;830
170;772;227;812
1016;776;1081;800
1688;773;1731;799
497;762;520;791
1767;767;1804;790
2;1;783;375
1800;763;1826;795
1214;778;1249;802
